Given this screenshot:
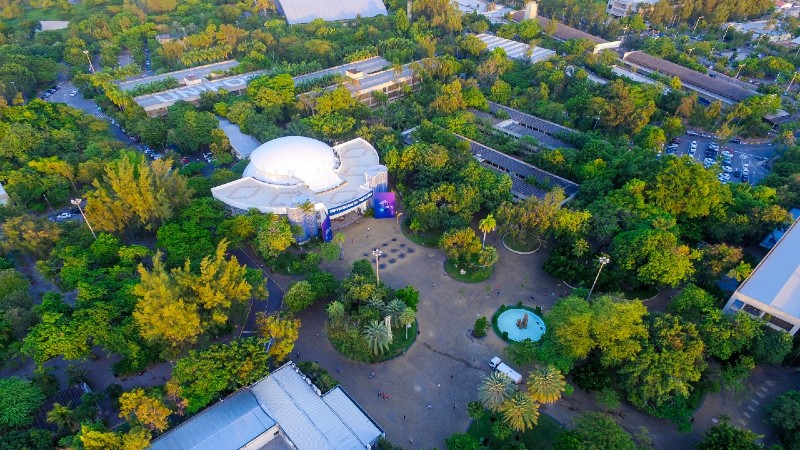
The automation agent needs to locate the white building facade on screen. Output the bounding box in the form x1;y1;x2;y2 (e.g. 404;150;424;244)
723;218;800;335
606;0;658;17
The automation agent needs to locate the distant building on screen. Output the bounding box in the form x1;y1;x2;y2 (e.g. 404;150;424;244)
621;51;757;105
605;0;658;17
727;20;794;42
0;182;8;206
452;0;515;22
38;21;70;31
474;33;556;63
150;362;384;450
510;9;622;53
723;217;800;335
33;383;93;431
275;0;388;24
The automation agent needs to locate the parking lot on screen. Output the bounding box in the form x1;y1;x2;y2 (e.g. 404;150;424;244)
668;134;773;185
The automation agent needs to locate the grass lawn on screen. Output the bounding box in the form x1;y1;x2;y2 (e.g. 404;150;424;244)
502;234;540;253
372;320;418;362
444;259;493;283
468;412;564;449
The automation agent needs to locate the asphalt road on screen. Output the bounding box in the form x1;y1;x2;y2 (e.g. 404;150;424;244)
671;134;777;185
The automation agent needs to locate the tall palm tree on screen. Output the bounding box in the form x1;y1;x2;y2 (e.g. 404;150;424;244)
333;232;346;253
499;392;540;434
363;320;391;356
479;214;497;248
47;402;77;433
478;372;515;412
399;308;415;339
527;365;567;404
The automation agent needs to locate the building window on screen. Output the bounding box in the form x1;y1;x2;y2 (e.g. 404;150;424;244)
767;315;794;332
742;304;762;316
731;299;744;309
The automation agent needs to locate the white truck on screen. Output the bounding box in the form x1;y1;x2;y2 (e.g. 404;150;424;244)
489;356;522;384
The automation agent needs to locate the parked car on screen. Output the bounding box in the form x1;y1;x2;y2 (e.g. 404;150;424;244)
70;90;77;97
742;173;749;182
718;173;731;182
730;138;742;144
687;130;699;136
56;212;72;220
721;165;733;173
721;150;733;158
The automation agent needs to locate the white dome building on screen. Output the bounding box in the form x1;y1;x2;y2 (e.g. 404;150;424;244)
212;136;387;241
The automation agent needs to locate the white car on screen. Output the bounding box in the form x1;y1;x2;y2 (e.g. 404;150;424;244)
721;165;733;173
70;90;77;96
718;173;731;182
703;158;715;165
687;130;699;136
721;150;733;158
742;163;749;175
56;212;72;220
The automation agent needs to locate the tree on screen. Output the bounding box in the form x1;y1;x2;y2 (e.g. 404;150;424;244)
749;328;792;365
363;319;391;356
1;215;61;259
648;157;730;219
283;281;316;314
697;418;763;450
318;242;340;262
47;402;78;433
478;372;515;412
326;301;345;322
118;389;171;432
612;228;696;288
0;376;44;427
478;213;496;248
527;365;567;404
499;391;539;433
168;338;270;413
555;412;636;450
619;314;706;408
395;285;420;310
247;74;295;116
430;80;465;114
766;390;800;448
446;433;482;450
256;313;300;362
307;270;338;301
256;215;295;261
439;227;482;264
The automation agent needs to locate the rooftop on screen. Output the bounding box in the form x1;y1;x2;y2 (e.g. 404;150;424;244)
622;51;756;103
218;118;261;159
487;101;577;141
738;217;800;318
275;0;388;24
150;363;383;450
211;137;382;215
474;34;556;63
510;12;608;44
119;60;240;92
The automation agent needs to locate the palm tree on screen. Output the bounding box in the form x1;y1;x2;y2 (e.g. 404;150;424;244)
527;365;567;404
399;308;415;339
334;232;346;252
363;320;391;356
499;392;540;434
727;261;752;283
479;214;497;248
47;402;77;433
386;299;406;326
478;372;515;413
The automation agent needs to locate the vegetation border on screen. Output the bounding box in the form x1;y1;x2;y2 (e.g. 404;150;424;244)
327;319;419;364
443;259;494;283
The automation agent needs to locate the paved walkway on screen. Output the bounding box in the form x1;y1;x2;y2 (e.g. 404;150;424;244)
293;217;567;449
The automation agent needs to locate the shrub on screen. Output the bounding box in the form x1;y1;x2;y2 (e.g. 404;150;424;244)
297;362;339;393
473;316;488;338
595;388;621;410
502;331;509;340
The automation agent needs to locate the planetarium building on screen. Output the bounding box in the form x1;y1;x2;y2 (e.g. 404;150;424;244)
211;136;388;241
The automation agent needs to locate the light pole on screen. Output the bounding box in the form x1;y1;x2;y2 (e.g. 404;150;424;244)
71;198;96;240
395;212;403;233
42;194;54;212
712;24;733;55
692;16;704;35
735;63;747;79
372;249;383;284
586;256;610;302
83;50;95;74
786;72;798;94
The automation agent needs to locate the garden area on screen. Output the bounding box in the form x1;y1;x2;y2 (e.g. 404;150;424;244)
325;260;420;363
467;412;563;449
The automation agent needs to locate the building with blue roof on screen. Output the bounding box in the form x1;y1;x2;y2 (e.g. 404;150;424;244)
150;362;383;450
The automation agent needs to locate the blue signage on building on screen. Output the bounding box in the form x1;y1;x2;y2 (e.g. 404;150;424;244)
327;190;374;216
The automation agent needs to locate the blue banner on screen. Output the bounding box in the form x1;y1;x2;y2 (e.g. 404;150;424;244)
321;214;333;242
373;192;396;219
327;190;374;216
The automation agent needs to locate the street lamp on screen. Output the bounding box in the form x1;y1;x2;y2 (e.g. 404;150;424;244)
71;198;96;240
395;212;403;234
372;249;383;284
692;16;705;35
712;24;734;55
735;63;747;79
83;50;95;74
786;72;798;95
586;256;610;302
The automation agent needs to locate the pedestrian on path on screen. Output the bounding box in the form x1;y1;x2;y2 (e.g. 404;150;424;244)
453;403;456;409
403;415;407;421
427;403;432;409
336;367;340;373
497;288;500;296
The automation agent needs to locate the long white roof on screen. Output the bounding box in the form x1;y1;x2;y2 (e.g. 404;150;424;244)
737;218;800;318
475;33;556;63
276;0;388;24
251;364;382;449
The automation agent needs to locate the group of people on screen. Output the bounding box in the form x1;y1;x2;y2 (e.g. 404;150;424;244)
378;391;390;399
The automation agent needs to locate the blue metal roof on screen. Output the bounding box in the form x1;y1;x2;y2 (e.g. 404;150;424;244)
150;390;276;450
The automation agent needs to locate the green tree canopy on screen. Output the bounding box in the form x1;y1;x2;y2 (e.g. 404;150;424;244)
0;376;45;427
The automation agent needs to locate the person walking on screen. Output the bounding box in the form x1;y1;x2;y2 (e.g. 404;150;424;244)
427;403;432;409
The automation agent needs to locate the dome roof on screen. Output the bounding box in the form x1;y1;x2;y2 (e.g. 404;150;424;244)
243;136;343;193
